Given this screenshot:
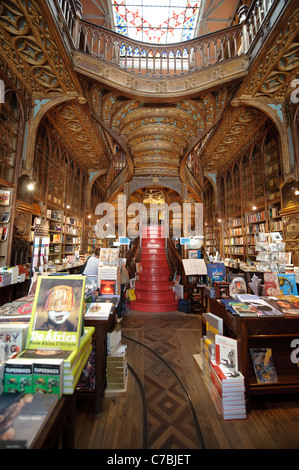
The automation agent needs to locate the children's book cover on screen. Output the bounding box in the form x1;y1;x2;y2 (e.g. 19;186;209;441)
250;348;278;384
277;274;298;296
26;275;86;351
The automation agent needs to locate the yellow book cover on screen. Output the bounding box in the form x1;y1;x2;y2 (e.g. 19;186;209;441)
25;275;86;351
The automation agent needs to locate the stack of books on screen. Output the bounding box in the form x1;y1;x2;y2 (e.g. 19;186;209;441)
210;334;246;420
210;361;246;420
0;272;12;286
200;312;223;391
0;266;19;284
14;326;94;395
105;346;128;396
105;329;128;396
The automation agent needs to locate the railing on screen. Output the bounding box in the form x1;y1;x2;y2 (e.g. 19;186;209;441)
53;0;276;79
106;149;127;188
73;21;245;78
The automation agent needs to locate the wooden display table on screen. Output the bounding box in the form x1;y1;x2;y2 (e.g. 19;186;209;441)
208;299;299;403
79;309;116;416
32;394;76;449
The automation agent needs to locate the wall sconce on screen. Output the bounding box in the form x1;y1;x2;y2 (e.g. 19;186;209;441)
252;205;257;210
66;205;70;209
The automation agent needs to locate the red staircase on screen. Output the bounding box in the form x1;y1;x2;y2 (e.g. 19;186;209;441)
130;225;178;312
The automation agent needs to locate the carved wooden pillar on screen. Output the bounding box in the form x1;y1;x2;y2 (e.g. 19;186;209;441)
280;180;299;266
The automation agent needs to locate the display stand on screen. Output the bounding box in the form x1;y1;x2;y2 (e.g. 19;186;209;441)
207;298;299;408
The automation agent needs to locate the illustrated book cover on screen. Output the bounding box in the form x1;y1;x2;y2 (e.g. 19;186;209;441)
215;334;238;372
25;275;86;351
264;272;281;296
227;273;247;297
277;274;298;296
250;348;278;384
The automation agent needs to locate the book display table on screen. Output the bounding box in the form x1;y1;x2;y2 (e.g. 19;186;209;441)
32;394;76;449
207;299;299;405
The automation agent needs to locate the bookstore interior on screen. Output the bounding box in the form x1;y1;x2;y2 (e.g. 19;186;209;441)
0;0;299;450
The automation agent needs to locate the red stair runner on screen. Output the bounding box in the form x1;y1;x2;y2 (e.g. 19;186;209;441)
130;226;178;312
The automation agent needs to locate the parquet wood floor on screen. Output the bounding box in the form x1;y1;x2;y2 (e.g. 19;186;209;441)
75;311;299;450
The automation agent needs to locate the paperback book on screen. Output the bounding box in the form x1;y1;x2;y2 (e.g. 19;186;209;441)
250;348;278;384
227;274;247;297
266;297;299;316
277;274;298;295
215;335;238;372
25;275;86;351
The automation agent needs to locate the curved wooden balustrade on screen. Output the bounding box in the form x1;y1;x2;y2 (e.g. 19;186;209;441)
166;237;186;289
74;21;245;78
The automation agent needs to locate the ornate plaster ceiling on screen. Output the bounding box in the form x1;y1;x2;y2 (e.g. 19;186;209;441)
0;0;298;202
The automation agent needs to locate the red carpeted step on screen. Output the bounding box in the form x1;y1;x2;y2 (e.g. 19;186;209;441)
131;225;178;313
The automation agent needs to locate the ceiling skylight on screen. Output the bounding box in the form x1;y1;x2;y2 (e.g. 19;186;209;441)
111;1;201;44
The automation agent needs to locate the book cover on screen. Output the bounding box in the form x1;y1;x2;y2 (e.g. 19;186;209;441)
245;272;264;296
263;272;281;296
0;324;29;361
277;274;298;296
4;360;33;393
250;348;278;384
100;280;116;295
266;297;299;316
277;295;299;308
203;312;223;342
242;298;284;317
0;392;58;448
215;334;238;372
227;274;247;297
214;281;229;299
206;262;226;278
32;359;63;397
228;302;258;317
25;275;86;351
85;302;112;320
19;326;94;366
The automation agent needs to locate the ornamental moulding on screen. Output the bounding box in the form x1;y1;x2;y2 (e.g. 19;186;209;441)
72;51;249;100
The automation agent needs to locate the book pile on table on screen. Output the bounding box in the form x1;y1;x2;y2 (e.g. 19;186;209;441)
10;326;94;395
0;272;12;286
105;326;128;396
0;266;19;284
210;334;246;420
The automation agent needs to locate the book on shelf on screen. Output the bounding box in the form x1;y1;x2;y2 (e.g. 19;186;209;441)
250;348;278;384
1;212;10;223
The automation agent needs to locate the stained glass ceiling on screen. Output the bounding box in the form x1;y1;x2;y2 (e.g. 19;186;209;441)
111;1;201;44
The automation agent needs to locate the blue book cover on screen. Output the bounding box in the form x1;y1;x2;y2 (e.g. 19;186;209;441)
206;262;226;278
278;274;298;296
